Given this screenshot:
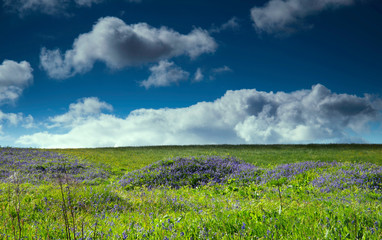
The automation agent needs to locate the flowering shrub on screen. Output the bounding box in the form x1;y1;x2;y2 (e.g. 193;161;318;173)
119;156;261;189
0;147;108;184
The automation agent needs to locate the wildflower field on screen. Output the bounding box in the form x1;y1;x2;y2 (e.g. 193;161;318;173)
1;145;382;239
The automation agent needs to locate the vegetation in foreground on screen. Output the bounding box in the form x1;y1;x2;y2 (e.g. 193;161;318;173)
1;145;382;239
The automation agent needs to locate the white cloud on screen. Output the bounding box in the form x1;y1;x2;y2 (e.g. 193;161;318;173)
210;17;240;33
0;111;33;144
40;17;217;79
48;97;112;128
17;84;381;148
211;66;232;74
210;65;232;80
75;0;141;5
0;110;35;135
3;0;70;15
250;0;354;34
0;60;33;104
0;111;25;125
74;0;102;6
3;0;141;15
193;68;203;82
22;115;35;129
140;60;189;89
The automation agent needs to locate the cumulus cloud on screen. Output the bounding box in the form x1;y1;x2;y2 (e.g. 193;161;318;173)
48;97;112;128
210;17;240;33
40;17;217;79
0;110;34;139
0;60;33;104
140;60;189;89
0;110;34;134
250;0;354;34
0;111;25;126
193;68;203;82
17;84;381;148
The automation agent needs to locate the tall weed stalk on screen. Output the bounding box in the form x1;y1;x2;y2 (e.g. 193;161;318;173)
57;162;80;240
7;171;24;240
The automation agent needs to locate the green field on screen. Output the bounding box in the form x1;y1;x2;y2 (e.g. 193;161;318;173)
54;144;382;174
1;144;382;239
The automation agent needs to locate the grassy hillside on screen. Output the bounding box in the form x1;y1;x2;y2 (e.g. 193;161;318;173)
1;145;382;239
54;144;382;175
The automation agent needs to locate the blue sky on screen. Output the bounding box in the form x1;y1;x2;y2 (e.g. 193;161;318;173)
0;0;381;148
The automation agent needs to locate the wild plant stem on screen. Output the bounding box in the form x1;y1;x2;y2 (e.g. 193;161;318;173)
93;219;98;240
14;160;23;240
15;181;22;240
81;218;84;240
354;214;357;240
65;173;77;240
7;180;15;240
277;185;283;213
59;177;71;240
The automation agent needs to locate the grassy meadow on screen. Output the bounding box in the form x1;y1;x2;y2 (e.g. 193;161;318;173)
1;144;382;239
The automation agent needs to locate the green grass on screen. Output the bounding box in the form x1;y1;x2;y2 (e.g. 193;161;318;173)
54;144;382;176
1;144;382;239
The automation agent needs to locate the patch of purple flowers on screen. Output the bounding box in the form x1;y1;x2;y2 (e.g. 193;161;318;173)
258;161;339;184
119;156;382;193
0;147;108;184
119;156;260;189
311;162;382;192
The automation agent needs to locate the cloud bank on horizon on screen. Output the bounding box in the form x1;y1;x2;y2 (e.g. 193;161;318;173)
17;84;381;148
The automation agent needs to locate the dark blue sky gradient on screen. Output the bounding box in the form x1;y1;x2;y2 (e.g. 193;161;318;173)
0;0;381;146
